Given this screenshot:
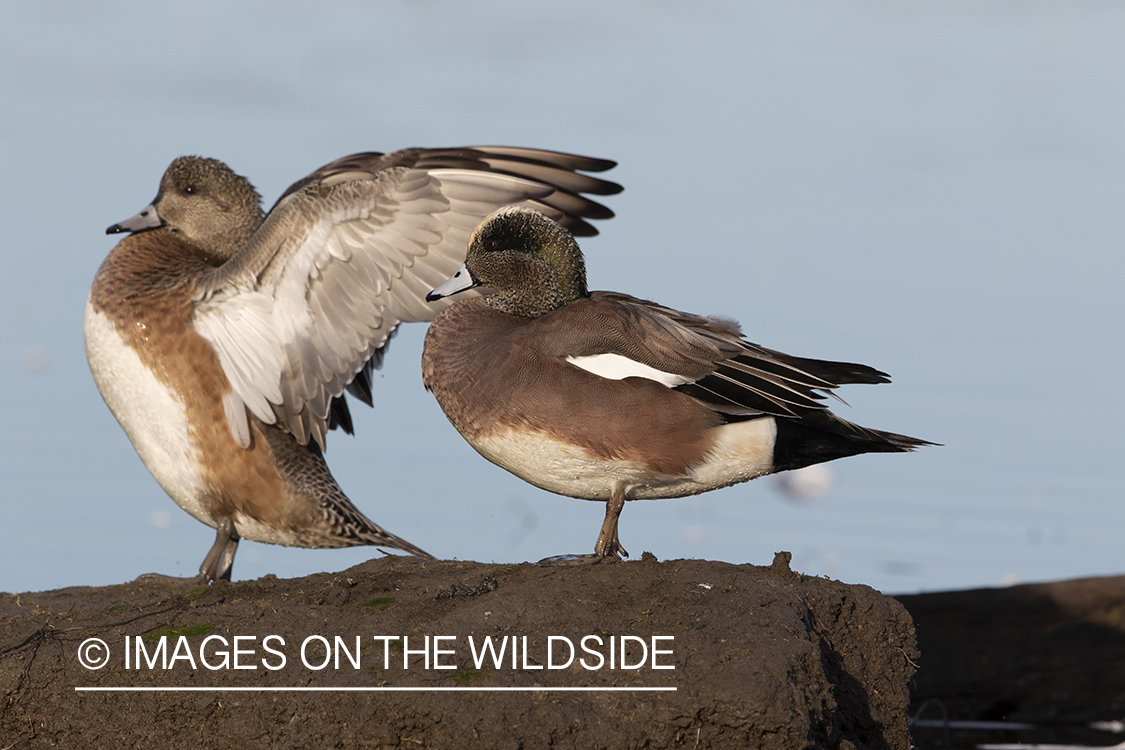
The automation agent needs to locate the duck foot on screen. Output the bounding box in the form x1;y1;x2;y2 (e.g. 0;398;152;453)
537;487;632;565
135;519;239;585
536;552;621;566
134;571;213;586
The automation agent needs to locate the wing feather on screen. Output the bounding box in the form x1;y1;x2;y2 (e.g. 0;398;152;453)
192;146;620;448
542;292;894;423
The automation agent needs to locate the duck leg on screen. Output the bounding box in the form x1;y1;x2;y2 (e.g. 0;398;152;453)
135;519;239;585
593;484;630;559
538;484;631;565
198;519;240;582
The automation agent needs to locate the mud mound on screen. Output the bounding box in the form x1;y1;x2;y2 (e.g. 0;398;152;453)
2;553;917;749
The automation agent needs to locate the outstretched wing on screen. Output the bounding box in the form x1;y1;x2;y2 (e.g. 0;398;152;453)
192;147;622;449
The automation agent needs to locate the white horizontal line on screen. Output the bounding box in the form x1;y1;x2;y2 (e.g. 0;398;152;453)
75;686;676;693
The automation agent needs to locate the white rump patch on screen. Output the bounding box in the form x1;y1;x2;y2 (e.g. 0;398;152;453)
565;353;694;387
690;417;777;490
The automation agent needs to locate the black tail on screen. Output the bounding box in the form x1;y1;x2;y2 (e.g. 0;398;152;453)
772;411;935;473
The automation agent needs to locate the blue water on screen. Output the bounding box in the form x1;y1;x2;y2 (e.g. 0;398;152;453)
2;1;1122;595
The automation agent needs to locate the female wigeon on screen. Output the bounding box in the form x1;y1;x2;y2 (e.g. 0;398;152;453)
86;147;621;582
422;206;931;560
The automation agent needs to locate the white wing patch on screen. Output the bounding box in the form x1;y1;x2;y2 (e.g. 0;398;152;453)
565;353;694;387
194;289;286;431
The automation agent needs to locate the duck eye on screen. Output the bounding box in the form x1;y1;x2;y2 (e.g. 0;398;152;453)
184;185;197;195
483;237;502;252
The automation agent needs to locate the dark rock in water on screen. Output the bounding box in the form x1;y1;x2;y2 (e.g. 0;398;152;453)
1;554;917;749
900;574;1125;749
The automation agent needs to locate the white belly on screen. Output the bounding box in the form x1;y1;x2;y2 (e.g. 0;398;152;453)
83;301;214;527
466;418;777;502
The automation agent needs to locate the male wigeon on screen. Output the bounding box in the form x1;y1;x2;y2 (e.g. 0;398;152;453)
85;147;622;582
422;206;931;560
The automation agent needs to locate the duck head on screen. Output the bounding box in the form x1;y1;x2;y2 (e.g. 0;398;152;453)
107;156;264;261
427;205;589;317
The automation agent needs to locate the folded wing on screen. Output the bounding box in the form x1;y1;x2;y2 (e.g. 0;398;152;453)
554;291;892;420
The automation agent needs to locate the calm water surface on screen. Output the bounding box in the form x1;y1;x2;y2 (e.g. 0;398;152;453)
2;2;1122;594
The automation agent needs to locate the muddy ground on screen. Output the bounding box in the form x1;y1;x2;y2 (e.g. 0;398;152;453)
6;555;1122;750
1;552;916;749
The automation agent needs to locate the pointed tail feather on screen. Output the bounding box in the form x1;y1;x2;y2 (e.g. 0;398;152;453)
772;410;936;473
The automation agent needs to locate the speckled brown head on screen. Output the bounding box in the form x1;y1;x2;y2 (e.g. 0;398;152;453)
156;156;264;259
440;206;590;317
107;156;264;263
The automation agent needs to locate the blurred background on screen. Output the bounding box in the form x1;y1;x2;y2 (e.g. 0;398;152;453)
2;1;1122;595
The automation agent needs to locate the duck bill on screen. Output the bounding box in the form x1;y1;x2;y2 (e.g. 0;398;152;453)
426;263;479;302
106;200;163;234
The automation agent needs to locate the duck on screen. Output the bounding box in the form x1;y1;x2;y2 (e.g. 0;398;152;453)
421;206;932;560
85;147;622;582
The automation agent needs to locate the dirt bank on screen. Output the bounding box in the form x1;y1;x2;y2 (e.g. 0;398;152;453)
1;552;916;749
